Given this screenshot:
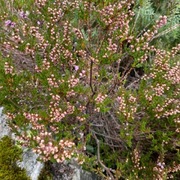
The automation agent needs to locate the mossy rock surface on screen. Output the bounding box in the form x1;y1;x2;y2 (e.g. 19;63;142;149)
0;136;30;180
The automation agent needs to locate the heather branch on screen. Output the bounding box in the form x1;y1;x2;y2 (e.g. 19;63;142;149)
150;24;180;41
92;132;116;180
89;57;94;94
91;129;127;149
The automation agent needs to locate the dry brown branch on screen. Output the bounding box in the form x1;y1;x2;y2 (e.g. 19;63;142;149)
92;132;116;180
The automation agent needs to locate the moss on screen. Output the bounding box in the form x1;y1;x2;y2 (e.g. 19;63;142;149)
0;136;30;180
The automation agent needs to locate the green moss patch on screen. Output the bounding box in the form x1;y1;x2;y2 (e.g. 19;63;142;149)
0;136;30;180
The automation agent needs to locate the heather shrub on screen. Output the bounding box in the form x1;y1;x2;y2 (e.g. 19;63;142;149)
0;0;179;179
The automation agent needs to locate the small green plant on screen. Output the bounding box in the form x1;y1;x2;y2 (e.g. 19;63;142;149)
0;136;30;180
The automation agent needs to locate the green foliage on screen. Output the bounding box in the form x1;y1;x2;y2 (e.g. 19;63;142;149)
0;136;30;180
133;0;180;48
134;0;155;28
157;2;180;48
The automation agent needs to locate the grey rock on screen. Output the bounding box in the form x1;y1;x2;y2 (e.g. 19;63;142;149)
72;168;101;180
49;160;102;180
18;148;44;180
0;107;11;138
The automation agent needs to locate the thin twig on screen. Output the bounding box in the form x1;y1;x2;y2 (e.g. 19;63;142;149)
125;77;141;90
150;24;180;42
107;111;120;128
89;57;94;93
90;129;127;148
137;23;151;38
92;132;116;180
131;7;140;34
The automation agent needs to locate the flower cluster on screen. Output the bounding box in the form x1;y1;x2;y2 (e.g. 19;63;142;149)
19;11;29;19
117;94;137;120
49;44;61;64
107;38;118;54
73;28;83;39
153;157;166;180
22;111;76;162
131;148;145;179
98;0;135;35
153;83;169;96
49;95;65;122
53;139;75;163
48;7;63;23
33;137;75;163
132;148;141;169
23;112;44;131
35;0;47;8
165;62;180;84
156;16;167;29
95;93;107;104
4;62;14;74
5;20;16;28
68;75;79;88
47;74;59;88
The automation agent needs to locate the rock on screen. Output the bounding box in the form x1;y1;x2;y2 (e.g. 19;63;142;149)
72;168;101;180
0;107;44;180
44;160;102;180
70;160;101;180
0;107;11;138
18;148;44;180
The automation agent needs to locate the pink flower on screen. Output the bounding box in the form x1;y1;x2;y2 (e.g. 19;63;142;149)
5;20;16;28
156;16;167;28
19;11;29;18
73;65;79;71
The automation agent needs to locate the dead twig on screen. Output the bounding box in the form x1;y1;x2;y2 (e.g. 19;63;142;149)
92;132;116;180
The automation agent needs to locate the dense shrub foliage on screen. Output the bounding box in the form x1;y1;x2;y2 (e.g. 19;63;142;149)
0;0;179;179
